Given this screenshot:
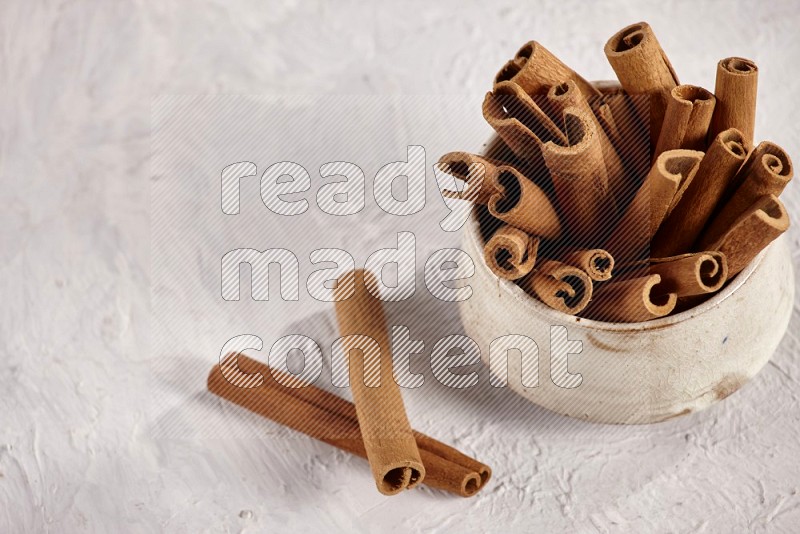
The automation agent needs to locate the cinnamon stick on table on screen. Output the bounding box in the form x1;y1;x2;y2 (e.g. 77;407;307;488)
208;354;491;497
604;22;679;148
697;141;793;249
654;85;715;158
706;194;789;276
494;41;600;98
708;57;758;146
651;128;749;257
334;270;424;495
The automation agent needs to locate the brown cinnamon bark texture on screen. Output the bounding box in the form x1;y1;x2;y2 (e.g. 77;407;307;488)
522;260;594;315
604;22;679;148
436;152;503;204
208;355;491;497
484;225;540;280
486;165;562;238
697;141;793;249
494;41;600;98
541;107;614;245
654;85;715;157
707;194;789;276
708;57;758;145
557;248;615;281
546;80;627;201
483;81;566;165
334;270;424;495
648;252;728;297
605;149;704;261
651;128;749;257
584;274;677;322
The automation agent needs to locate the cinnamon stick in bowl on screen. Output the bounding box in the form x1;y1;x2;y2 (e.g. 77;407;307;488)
697;141;793;249
604;22;679;147
706;194;790;276
648;252;728;297
651;128;749;257
521;260;594;315
483;81;566;165
654;84;715;157
494;41;600;98
484;225;540;280
583;274;677;322
334;270;424;495
541;107;614;245
708;57;758;145
486;165;562;238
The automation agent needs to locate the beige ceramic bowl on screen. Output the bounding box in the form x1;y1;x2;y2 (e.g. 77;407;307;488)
460;211;794;424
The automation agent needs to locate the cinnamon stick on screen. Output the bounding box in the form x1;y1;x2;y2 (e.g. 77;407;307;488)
648;252;728;297
541;107;614;244
546;80;627;201
583;274;677;322
522;260;593;315
483;81;566;166
334;270;424;495
654;85;716;157
557;248;615;282
651;128;749;257
484;225;540;280
604;22;679;148
707;194;789;276
208;357;488;497
708;57;758;145
697;141;793;249
494;41;600;98
486;165;562;238
436;152;503;204
605;149;704;260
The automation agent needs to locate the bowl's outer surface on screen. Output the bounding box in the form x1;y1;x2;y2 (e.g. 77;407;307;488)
460;215;795;424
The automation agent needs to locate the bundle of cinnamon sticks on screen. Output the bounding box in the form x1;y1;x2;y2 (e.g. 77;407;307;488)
440;21;793;322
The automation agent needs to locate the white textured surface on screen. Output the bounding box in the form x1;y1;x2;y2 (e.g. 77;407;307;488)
2;1;800;532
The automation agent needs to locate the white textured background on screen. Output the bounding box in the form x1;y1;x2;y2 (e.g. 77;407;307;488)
2;1;800;532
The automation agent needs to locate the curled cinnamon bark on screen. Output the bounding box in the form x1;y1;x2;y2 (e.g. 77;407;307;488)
654;84;715;157
494;41;600;98
436;151;502;204
541;107;614;244
209;354;491;497
557;248;615;282
698;141;793;249
648;252;728;297
652;128;749;257
584;274;677;322
484;225;540;280
486;166;562;238
546;80;627;201
708;57;758;145
707;194;789;276
483;81;566;164
522;260;594;315
604;22;679;147
605;149;704;261
334;270;424;495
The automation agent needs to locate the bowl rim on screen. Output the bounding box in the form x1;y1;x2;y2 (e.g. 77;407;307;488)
464;210;771;332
